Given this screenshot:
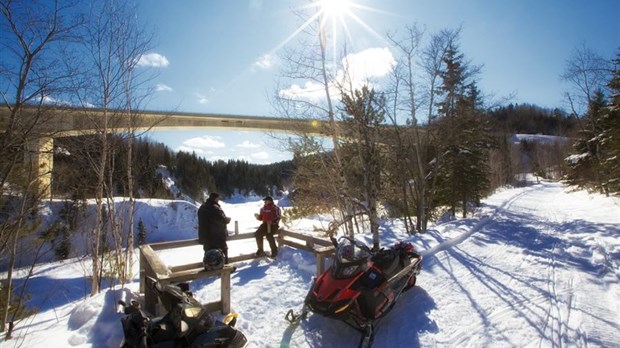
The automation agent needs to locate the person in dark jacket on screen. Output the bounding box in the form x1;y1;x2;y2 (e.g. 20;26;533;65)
198;192;232;263
254;196;281;258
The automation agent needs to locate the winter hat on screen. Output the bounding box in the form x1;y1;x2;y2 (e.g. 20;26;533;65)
263;196;273;202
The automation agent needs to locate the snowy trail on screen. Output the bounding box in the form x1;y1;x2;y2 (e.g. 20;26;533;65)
4;181;620;348
417;181;620;348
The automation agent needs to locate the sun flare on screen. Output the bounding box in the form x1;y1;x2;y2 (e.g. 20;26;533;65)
320;0;351;17
265;0;388;64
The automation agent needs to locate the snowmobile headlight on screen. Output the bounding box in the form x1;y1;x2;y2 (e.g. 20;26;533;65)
183;307;203;318
341;265;360;277
334;303;350;314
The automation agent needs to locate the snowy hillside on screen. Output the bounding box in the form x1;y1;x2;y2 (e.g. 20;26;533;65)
2;179;619;348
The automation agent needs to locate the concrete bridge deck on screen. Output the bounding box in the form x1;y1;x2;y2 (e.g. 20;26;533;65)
1;105;332;197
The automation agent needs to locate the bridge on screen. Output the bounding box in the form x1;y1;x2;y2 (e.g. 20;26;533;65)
1;105;331;197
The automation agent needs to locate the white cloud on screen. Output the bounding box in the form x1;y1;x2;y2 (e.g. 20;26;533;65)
183;136;226;149
250;151;270;160
253;54;274;70
137;53;170;67
40;94;71;106
177;145;205;154
155;83;173;92
42;95;57;104
279;80;332;101
194;93;209;104
279;47;396;101
237;140;261;148
210;155;233;162
341;47;396;85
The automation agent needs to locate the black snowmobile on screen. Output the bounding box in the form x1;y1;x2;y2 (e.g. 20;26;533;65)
119;279;248;348
285;236;422;348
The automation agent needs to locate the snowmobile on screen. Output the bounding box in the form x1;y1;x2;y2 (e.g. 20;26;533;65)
285;236;422;348
119;279;248;348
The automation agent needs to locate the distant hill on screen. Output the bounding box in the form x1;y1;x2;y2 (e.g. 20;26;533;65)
52;135;294;202
486;103;576;136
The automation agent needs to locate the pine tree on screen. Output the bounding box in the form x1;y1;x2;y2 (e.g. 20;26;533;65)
565;90;609;193
433;44;490;217
137;219;147;246
599;50;620;194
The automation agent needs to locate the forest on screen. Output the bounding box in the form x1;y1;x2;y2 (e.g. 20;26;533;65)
52;135;294;202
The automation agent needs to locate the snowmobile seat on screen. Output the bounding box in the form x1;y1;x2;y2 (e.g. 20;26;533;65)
371;249;400;278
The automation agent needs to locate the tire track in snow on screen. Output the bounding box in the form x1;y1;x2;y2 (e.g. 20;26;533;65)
429;184;589;347
417;181;620;347
421;186;538;258
425;186;554;347
540;242;568;348
536;188;582;348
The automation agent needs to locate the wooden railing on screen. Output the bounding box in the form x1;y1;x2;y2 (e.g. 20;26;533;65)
139;229;335;315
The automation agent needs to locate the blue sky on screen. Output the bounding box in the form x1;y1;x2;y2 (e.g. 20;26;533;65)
135;0;619;164
4;0;619;164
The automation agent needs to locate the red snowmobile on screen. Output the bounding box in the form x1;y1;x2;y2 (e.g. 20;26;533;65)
285;236;422;348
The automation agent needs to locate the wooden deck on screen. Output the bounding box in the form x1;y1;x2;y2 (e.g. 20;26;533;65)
139;229;335;315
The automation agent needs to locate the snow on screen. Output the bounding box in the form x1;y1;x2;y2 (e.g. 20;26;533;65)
511;134;569;144
2;179;620;347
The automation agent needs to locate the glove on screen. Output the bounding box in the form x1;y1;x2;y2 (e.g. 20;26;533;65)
254;213;260;220
225;217;231;224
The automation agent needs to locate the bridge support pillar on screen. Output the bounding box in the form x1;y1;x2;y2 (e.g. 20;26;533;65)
25;136;53;199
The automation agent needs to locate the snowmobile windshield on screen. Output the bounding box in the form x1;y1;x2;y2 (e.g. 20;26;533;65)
336;237;371;263
332;237;371;278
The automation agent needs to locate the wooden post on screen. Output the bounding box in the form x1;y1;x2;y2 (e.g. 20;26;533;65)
139;247;146;294
315;245;335;276
234;220;239;235
220;269;231;314
140;245;171;315
316;254;325;276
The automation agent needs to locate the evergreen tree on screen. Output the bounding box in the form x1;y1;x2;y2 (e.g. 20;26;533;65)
565;90;608;192
56;226;72;260
137;219;147;246
341;86;386;249
432;44;491;217
598;50;620;194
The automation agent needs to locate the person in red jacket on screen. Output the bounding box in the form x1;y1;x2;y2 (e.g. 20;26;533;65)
254;196;281;258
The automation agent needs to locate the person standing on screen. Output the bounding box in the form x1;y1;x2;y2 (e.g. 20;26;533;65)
198;192;232;263
254;196;281;258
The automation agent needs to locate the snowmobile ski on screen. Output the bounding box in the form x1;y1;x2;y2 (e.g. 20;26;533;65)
285;305;308;325
358;323;375;348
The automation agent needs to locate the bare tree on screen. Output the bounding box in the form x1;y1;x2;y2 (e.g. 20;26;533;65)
562;44;615;195
272;4;354;235
341;87;386;249
561;43;612;117
384;25;429;232
381;27;463;232
0;0;82;337
72;0;155;294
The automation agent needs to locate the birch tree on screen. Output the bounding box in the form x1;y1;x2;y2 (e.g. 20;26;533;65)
0;0;82;336
341;87;386;249
74;0;154;294
272;4;354;235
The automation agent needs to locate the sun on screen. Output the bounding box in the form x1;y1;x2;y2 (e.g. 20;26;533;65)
265;0;387;61
319;0;351;18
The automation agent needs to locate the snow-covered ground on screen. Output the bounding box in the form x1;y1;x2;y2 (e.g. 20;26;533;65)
2;179;619;348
